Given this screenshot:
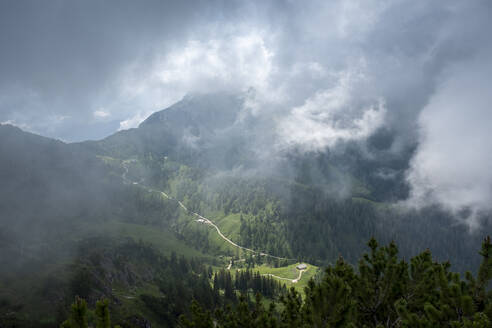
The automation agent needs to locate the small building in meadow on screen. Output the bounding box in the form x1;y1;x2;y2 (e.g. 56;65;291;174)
296;263;307;270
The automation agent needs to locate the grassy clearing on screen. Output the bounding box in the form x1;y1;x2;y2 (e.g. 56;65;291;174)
176;210;237;255
84;220;207;259
244;262;320;293
213;212;242;241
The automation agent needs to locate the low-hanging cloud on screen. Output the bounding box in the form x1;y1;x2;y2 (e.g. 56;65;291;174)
1;0;492;222
406;52;492;225
277;69;386;151
116;30;275;131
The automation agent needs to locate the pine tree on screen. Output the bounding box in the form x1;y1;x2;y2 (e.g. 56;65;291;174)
179;300;213;328
95;298;111;328
60;297;88;328
303;257;356;327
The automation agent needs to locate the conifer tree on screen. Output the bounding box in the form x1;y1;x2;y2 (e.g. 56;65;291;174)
60;296;88;328
95;298;111;328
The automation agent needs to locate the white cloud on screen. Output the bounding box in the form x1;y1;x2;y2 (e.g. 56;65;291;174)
118;111;152;131
93;110;110;119
154;33;274;91
116;31;276;130
1;119;32;131
406;53;492;226
277;68;386;151
3;0;492;228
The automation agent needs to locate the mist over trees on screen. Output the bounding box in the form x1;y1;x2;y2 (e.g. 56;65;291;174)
1;2;492;327
1;87;490;327
179;237;492;328
59;237;492;328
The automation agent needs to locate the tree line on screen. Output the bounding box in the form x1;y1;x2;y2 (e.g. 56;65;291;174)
180;236;492;327
60;236;492;327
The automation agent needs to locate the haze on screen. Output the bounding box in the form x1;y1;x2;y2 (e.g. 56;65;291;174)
1;0;492;221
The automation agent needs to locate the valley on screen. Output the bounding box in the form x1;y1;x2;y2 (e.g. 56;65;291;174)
0;93;490;327
122;159;296;264
2;1;492;326
119;157;309;290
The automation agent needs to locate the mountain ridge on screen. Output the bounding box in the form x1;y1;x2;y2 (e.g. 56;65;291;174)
0;94;490;327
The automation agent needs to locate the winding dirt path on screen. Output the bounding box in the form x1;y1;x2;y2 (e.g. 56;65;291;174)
292;267;307;283
262;274;295;282
121;161;295;262
262;267;307;284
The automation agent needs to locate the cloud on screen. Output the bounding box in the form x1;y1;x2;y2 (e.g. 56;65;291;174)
153;33;274;91
0;0;476;143
1;0;492;222
0;0;248;140
406;52;492;226
114;30;275;129
93;110;110;119
277;69;386;151
1;119;31;132
118;111;151;131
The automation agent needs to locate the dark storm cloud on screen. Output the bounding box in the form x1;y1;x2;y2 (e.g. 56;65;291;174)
1;0;492;219
0;0;244;140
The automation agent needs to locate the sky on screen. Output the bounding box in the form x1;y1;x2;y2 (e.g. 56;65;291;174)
1;0;492;220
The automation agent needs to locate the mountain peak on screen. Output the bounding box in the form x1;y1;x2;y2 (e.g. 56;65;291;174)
139;91;244;130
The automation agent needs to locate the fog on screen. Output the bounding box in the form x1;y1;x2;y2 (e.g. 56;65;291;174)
406;52;492;226
1;0;492;221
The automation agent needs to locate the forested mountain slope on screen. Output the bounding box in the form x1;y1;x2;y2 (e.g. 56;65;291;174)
0;124;206;326
82;93;490;271
0;93;490;327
